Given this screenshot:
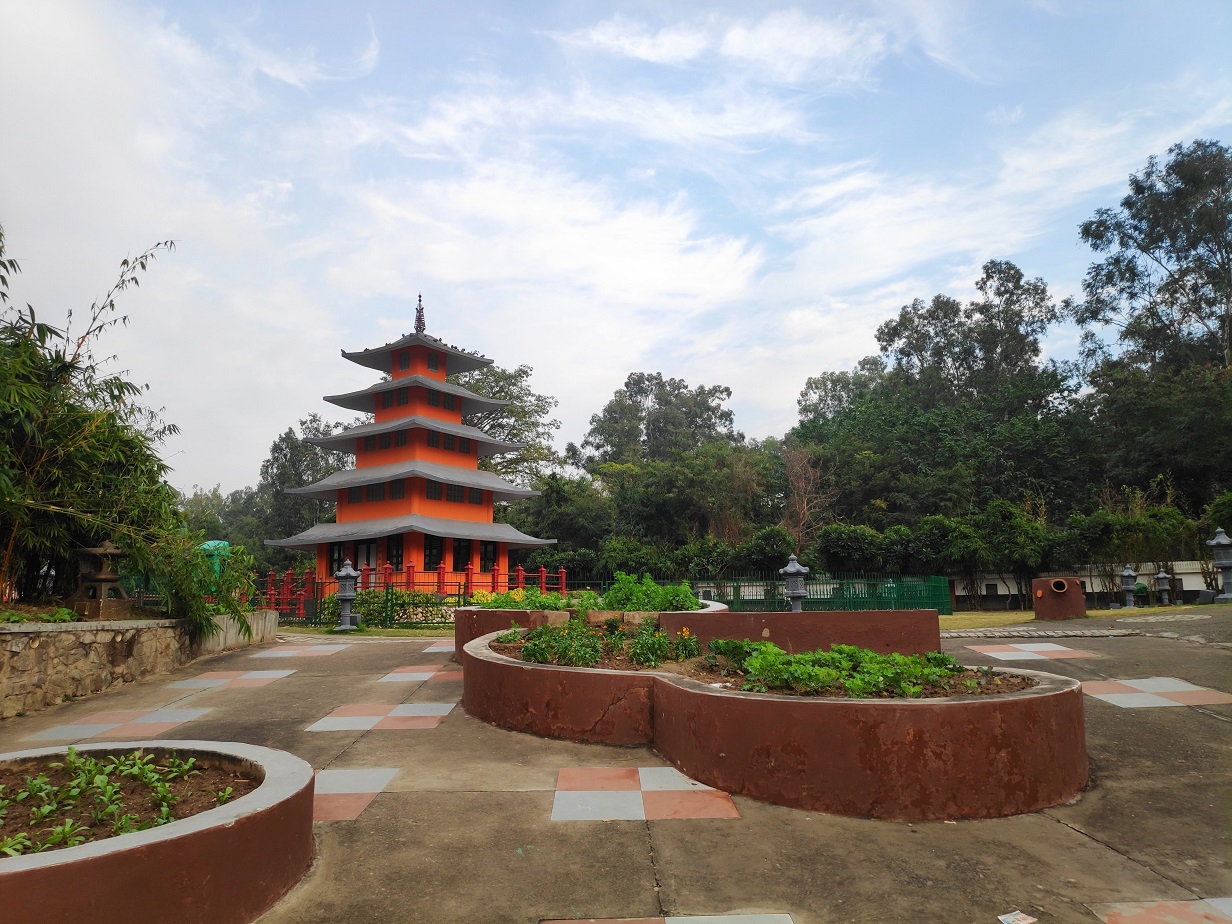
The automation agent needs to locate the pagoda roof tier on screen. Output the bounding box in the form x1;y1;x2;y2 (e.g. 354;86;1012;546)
265;514;556;551
323;376;509;416
307;416;525;457
284;459;537;502
342;332;491;375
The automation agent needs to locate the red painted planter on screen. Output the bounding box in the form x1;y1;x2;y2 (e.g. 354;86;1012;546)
0;740;315;924
462;633;1088;821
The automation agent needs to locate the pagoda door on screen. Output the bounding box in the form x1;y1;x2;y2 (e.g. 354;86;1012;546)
355;540;378;586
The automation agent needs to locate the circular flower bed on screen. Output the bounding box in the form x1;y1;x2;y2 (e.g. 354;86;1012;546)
0;740;315;924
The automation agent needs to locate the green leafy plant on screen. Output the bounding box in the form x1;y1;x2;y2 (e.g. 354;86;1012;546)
213;786;234;806
495;621;523;643
520;618;603;667
627;617;672;667
601;573;701;613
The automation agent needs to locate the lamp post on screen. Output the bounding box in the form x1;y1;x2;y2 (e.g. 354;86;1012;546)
1120;566;1137;609
1155;569;1171;606
334;559;361;633
1208;528;1232;603
780;555;810;613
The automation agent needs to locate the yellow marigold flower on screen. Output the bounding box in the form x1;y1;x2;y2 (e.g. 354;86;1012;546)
680;627;691;638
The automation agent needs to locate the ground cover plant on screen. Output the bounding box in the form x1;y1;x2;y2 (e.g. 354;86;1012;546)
493;628;1033;697
0;605;78;625
0;747;259;856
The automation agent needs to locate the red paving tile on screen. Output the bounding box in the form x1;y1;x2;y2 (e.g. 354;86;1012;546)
77;711;147;724
373;716;442;730
432;670;465;681
94;721;183;738
227;677;279;688
642;789;741;820
1159;689;1232;706
557;767;641;791
195;671;248;680
1082;681;1138;694
313;793;378;822
1105;900;1229;922
331;703;395;717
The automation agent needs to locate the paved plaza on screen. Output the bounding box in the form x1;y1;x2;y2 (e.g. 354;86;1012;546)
0;608;1229;923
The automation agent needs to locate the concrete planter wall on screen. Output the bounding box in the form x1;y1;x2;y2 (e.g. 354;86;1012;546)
0;611;278;719
0;740;314;924
463;631;1089;821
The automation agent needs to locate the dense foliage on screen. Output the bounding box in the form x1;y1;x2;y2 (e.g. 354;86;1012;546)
471;574;700;612
0;226;251;636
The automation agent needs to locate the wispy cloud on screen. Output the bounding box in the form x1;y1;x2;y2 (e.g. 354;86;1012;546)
227;18;379;90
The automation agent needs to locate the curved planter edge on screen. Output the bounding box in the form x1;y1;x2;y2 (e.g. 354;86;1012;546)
0;739;316;924
462;631;1089;821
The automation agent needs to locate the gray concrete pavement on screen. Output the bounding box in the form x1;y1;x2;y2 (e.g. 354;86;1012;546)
0;610;1228;923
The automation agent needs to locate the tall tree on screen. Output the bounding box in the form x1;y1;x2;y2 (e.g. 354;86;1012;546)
1075;139;1232;369
574;372;740;466
450;363;560;485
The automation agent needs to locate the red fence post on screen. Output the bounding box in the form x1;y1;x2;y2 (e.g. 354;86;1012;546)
405;563;415;592
464;563;474;597
515;565;525;590
281;568;294;610
491;566;499;593
360;563;371;590
538;566;547;593
557;567;567;594
266;570;277;608
383;562;394;587
436;562;446;595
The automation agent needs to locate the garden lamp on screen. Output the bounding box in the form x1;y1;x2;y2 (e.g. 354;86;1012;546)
1155;569;1171;606
1120;566;1137;609
1208;528;1232;603
335;559;361;632
780;555;810;613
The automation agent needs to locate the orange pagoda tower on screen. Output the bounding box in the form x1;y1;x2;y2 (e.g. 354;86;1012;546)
266;299;554;593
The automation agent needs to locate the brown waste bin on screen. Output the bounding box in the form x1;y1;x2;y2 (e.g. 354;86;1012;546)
1031;577;1087;620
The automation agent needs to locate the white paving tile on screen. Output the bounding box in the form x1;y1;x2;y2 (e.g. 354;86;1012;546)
1014;643;1070;651
306;716;381;732
551;790;646;821
243;670;296;679
389;703;455;717
315;767;399;794
1090;692;1183;708
638;766;713;791
1124;677;1204;693
379;672;435;682
134;709;208;723
28;723;120;740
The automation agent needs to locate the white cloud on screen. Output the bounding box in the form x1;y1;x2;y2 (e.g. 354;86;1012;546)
719;10;889;85
555;14;712;65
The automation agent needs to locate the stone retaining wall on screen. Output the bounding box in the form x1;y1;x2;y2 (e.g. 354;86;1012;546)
0;611;278;720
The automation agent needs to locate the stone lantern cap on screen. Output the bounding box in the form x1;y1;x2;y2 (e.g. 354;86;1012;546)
1208;528;1232;566
1120;566;1137;591
779;555;810;579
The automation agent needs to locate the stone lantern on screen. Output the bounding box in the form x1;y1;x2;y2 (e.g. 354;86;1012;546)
1208;528;1232;603
780;555;810;613
334;559;362;632
1155;569;1172;606
1120;566;1137;609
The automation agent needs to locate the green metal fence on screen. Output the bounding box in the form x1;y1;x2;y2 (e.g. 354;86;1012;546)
695;574;952;615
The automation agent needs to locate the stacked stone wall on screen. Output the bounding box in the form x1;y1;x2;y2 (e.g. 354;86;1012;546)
0;611;278;719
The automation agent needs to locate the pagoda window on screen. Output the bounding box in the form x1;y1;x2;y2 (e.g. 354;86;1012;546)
459;437;471;454
427;389;440;407
379;433;391;449
479;541;497;572
427;431;440;448
366;483;385;502
423;535;443;571
443;393;455;410
329;542;345;574
452;538;472;571
386;534;403;571
427;354;439;371
363;436;377;452
381;391;393;409
468;488;483;505
390;479;405;499
396;387;409;405
347;487;362;504
394;430;407;447
426;480;443;500
398;351;410;371
446;484;464;503
443;434;456;451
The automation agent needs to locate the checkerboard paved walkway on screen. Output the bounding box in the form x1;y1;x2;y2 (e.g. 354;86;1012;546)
551;767;740;821
26;708;209;741
1082;678;1232;708
305;702;457;731
250;644;350;658
966;642;1101;660
376;665;464;682
312;767;400;822
171;669;295;689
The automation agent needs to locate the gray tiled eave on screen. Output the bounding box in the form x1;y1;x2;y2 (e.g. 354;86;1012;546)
284;458;537;502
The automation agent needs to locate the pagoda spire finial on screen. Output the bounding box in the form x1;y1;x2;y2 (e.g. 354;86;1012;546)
415;294;426;335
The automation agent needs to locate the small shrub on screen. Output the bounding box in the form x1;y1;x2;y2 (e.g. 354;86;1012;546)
627;618;672;667
495;621;523;644
672;627;701;660
520;619;602;667
602;573;701;613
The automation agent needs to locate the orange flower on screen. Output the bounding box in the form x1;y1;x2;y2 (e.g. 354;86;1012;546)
680;627;691;638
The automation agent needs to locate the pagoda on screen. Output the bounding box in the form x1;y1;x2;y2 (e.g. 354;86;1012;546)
266;298;554;591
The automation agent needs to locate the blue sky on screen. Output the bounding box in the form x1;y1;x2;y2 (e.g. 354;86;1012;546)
1;1;1229;493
